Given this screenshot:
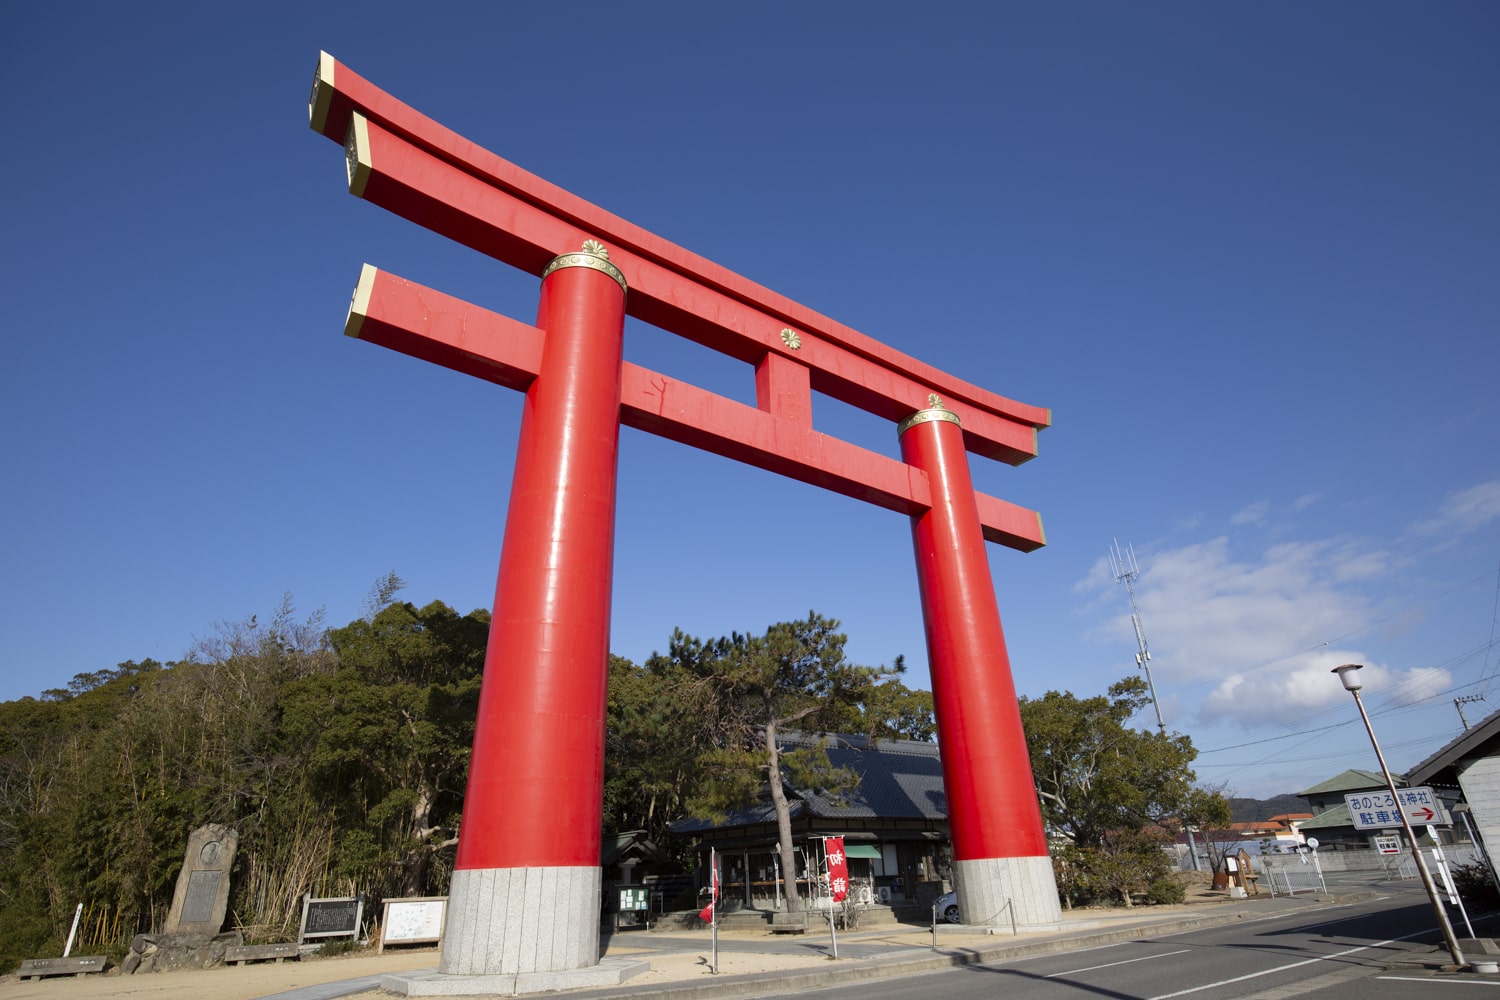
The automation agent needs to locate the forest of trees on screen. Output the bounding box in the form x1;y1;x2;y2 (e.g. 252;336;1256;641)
0;579;1223;969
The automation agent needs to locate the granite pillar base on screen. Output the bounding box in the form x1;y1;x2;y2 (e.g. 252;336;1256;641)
438;866;600;976
953;855;1062;928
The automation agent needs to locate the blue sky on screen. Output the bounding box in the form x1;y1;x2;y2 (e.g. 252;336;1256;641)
4;2;1496;800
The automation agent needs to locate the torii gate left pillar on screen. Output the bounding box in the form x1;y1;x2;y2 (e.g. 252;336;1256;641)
309;51;1062;990
442;247;628;975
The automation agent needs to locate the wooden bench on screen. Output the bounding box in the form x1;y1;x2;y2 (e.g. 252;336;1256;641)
18;956;107;980
224;943;300;965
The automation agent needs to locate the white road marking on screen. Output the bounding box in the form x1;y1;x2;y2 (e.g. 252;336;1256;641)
1378;976;1500;987
1146;927;1433;1000
1045;948;1192;977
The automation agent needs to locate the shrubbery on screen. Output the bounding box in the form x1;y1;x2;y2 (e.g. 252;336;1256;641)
1450;862;1499;905
1051;832;1179;909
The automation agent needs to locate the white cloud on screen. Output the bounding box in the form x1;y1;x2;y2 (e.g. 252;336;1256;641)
1198;652;1452;723
1230;501;1269;527
1077;480;1494;738
1086;533;1440;729
1410;480;1500;538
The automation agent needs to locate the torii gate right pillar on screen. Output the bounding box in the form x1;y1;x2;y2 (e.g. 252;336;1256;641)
900;403;1062;927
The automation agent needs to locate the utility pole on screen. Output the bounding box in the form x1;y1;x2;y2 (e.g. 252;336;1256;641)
1110;540;1166;733
1455;694;1485;731
1333;665;1466;969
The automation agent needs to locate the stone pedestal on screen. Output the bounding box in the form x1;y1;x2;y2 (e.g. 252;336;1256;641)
953;856;1062;928
122;931;243;974
438;866;600;975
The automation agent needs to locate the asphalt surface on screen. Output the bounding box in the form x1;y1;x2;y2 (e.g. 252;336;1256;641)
256;888;1467;1000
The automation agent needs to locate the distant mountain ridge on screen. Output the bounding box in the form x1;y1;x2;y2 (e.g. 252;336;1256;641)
1229;793;1307;823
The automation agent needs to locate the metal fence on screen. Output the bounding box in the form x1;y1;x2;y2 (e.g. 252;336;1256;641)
1260;859;1327;897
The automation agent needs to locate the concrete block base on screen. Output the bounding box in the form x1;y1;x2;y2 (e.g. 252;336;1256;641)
1461;937;1500;956
381;958;651;996
439;865;601;975
954;855;1062;928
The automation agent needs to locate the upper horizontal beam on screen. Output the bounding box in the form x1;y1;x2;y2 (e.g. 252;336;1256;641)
346;265;1047;552
312;52;1050;466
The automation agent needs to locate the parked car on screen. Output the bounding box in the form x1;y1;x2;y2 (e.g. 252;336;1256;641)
935;891;960;923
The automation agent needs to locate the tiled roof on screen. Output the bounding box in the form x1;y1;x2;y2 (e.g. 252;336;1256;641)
671;733;946;833
796;733;947;820
1296;803;1356;829
1295;769;1389;797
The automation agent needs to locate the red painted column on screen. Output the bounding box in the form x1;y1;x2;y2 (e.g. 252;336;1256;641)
455;243;627;873
899;402;1048;861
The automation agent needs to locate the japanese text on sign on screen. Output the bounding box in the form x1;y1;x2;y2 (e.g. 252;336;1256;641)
825;837;849;902
1343;786;1443;830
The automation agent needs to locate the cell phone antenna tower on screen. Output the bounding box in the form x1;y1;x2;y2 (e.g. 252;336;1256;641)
1109;540;1166;732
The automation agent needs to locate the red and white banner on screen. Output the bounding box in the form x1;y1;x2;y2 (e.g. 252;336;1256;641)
698;848;718;923
825;837;848;903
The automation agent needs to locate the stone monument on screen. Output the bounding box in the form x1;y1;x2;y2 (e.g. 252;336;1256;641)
163;824;238;935
123;824;243;973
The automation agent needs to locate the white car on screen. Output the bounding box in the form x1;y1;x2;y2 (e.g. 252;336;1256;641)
935;891;960;923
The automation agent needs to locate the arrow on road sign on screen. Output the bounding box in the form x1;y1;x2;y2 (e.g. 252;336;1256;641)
1412;807;1435;821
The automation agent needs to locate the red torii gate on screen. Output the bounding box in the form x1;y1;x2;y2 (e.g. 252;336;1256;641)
310;51;1060;986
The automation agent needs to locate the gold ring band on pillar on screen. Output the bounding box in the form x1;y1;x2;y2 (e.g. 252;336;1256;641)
898;401;963;437
542;240;627;295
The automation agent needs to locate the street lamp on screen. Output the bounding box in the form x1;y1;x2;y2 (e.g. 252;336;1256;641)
1332;663;1466;968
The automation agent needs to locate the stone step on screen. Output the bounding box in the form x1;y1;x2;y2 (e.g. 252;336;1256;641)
650;902;930;933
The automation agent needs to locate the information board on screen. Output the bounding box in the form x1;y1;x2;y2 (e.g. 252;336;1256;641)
298;896;363;943
378;896;447;953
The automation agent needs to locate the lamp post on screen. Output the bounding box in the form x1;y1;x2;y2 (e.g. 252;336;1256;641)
1332;664;1466;968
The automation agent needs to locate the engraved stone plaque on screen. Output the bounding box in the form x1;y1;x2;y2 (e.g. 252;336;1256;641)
181;870;222;925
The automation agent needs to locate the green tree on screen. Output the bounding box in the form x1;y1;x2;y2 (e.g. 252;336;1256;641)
1084;829;1175;907
1177;783;1236;872
0;585;494;967
604;653;719;847
651;612;900;912
1020;676;1205;850
802;655;934;745
1020;675;1229;908
286;599;488;897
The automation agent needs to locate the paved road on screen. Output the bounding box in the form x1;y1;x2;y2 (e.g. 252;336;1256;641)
784;883;1497;1000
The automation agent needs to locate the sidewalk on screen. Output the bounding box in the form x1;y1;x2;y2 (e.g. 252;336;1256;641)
0;891;1377;1000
